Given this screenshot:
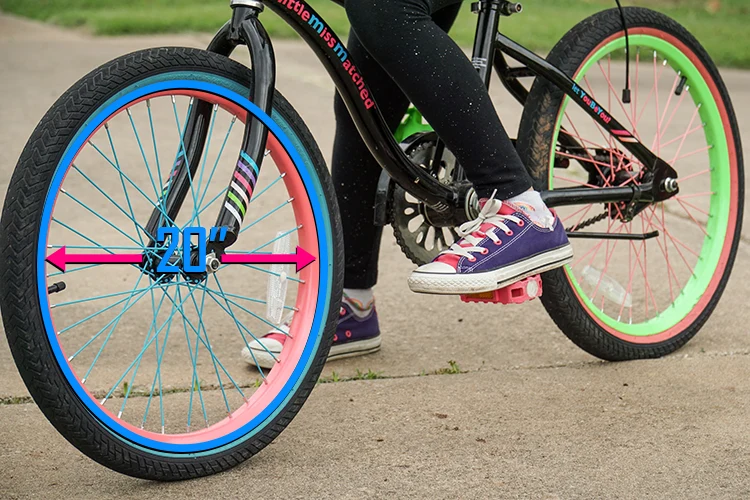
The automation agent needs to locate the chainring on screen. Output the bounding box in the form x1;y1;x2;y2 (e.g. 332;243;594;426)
390;135;461;266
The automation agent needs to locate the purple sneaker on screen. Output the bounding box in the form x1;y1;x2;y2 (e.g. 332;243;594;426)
241;301;381;369
408;198;573;294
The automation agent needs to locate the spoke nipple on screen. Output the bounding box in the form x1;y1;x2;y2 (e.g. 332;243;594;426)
287;197;294;203
171;96;176;104
264;149;271;157
60;188;67;194
162;426;165;434
231;115;237;123
280;172;287;178
663;59;668;66
126;108;133;118
117;411;123;419
80;377;85;383
103;123;109;130
100;398;107;405
213;103;219;111
146;99;151;108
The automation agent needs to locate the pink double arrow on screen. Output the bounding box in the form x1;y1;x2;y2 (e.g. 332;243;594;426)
46;246;316;273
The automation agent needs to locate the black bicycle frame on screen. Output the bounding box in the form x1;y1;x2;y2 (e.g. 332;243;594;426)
146;0;680;253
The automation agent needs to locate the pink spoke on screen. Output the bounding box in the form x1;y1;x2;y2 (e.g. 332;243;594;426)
554;175;600;189
571;222;623;269
562;115;612;186
675;191;715;200
656;73;681;139
669;104;702;165
596;61;639;137
649;209;695;276
653;52;661;157
672;145;712;164
660;89;689;143
632;49;640;134
650;217;701;258
634;59;665;130
675;196;711;217
675;168;710;183
555;151;619;172
659;203;675;302
675;199;709;236
617;221;652;320
590;230;622;303
569;204;595;232
660;124;704;149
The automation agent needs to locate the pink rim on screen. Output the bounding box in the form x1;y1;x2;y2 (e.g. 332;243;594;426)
46;90;322;443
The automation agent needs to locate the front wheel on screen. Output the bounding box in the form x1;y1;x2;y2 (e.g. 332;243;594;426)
0;48;344;479
517;7;743;360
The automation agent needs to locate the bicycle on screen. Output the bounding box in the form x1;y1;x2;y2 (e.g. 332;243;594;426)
0;0;742;480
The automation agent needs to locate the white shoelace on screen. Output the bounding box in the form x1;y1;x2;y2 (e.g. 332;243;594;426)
443;198;522;260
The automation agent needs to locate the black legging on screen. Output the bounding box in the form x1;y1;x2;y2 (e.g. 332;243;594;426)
333;0;532;289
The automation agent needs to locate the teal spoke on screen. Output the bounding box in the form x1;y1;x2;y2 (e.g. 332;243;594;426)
48;263;99;278
126;107;162;202
71;164;163;242
117;287;168;419
80;144;181;230
197;115;237;210
250;227;299;253
248;173;284;206
215;227;299;274
78;273;149;380
102;127;145;246
141;284;175;433
57;283;159;335
184;284;241;407
101;280;196;404
52;285;155;309
238;200;291;235
59;188;149;251
160;284;244;409
51;217;141;272
147;99;166;212
195;104;219;205
171;96;202;227
213;276;278;366
204;281;287;336
185;285;209;430
199;288;296;311
185;189;224;229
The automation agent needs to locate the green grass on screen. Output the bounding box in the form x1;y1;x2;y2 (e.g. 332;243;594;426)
2;0;750;67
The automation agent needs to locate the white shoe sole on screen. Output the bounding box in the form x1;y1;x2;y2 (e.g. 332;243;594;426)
242;336;382;370
408;244;574;295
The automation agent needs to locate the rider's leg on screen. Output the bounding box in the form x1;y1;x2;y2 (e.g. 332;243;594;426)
332;3;462;292
241;6;462;368
346;0;572;294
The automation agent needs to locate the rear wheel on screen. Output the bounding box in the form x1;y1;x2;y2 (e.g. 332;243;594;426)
517;7;743;360
0;48;343;479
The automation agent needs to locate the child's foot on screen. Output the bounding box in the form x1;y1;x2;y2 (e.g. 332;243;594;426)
241;293;381;369
408;196;573;295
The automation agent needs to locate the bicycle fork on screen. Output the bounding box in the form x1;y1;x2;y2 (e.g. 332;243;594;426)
144;0;274;260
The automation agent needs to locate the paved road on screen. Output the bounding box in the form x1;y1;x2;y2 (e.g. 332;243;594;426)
1;13;750;499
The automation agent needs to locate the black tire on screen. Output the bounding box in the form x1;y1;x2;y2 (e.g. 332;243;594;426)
516;8;743;360
0;47;344;480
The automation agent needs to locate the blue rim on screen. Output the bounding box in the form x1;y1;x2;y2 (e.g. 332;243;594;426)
38;76;334;455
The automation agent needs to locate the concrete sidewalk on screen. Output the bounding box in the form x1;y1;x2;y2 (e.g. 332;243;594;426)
1;13;750;499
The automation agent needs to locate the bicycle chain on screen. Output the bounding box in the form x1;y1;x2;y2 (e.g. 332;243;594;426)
565;211;607;232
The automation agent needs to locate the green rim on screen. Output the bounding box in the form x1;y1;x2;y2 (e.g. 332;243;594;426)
549;34;731;336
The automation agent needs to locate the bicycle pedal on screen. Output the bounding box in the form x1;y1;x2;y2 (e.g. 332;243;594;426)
460;275;542;305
